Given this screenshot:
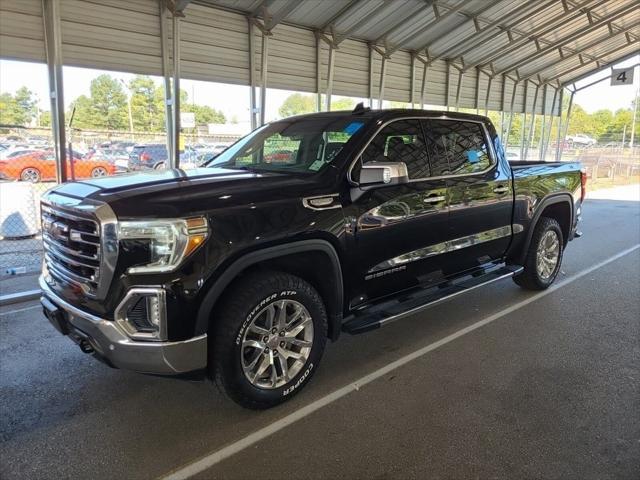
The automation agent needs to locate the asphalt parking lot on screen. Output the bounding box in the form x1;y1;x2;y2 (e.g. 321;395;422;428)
1;196;639;480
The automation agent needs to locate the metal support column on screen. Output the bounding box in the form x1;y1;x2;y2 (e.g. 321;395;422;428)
42;0;67;183
484;75;493;117
378;55;387;109
520;80;529;160
325;44;336;111
172;13;181;168
454;69;464;111
500;74;506;138
524;83;540;160
504;79;519;152
445;62;451;111
259;32;269;126
410;54;416;108
420;61;428;109
475;68;481;114
542;86;557;161
555;88;564;161
368;44;374;108
538;84;548;159
248;18;258;129
159;0;174;160
559;88;575;161
315;32;322;112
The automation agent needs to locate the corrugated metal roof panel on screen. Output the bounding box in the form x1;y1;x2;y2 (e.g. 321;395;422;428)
1;0;638;117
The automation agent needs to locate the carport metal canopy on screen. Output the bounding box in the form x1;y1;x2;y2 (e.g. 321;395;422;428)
1;0;638;175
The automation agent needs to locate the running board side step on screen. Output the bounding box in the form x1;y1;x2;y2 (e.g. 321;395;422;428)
342;264;524;334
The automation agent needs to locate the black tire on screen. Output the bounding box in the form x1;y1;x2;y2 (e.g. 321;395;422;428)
210;271;328;409
513;216;564;290
154;162;166;170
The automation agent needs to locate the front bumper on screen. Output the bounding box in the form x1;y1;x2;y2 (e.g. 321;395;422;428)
39;276;207;375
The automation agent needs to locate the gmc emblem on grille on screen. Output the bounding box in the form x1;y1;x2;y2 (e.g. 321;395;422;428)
44;220;69;241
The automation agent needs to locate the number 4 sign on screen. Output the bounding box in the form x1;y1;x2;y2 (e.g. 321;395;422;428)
611;67;634;86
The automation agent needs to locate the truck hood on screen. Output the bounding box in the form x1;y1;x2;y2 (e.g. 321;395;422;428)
49;167;330;217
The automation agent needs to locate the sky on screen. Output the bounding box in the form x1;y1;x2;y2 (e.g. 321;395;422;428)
1;54;638;126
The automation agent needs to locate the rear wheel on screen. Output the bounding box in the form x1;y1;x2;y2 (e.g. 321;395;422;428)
210;271;327;409
154;162;165;170
91;166;108;177
20;167;41;183
513;216;563;290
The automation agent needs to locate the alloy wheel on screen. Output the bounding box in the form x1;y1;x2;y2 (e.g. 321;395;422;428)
240;299;314;389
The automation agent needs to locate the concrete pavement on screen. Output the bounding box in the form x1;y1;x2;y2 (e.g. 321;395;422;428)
1;198;639;479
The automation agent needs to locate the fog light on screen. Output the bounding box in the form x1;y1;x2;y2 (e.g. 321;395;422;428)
114;288;167;341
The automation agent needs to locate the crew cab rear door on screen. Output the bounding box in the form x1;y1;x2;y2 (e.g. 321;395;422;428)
422;119;513;272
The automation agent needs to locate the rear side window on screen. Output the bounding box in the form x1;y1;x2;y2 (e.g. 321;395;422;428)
422;120;492;175
361;119;430;179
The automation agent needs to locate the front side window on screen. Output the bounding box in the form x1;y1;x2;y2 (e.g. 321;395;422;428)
423;120;492;175
208;117;366;174
360;119;430;179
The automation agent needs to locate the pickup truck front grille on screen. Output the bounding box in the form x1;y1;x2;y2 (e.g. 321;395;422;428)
42;204;101;294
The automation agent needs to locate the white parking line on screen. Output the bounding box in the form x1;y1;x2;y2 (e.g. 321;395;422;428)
163;243;640;480
0;304;41;317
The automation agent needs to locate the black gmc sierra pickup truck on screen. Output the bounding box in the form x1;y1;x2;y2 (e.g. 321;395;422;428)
40;107;585;408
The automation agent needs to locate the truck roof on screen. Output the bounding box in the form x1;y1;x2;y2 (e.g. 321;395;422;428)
280;108;491;124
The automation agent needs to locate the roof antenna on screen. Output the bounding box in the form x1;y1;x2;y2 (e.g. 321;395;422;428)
352;102;371;115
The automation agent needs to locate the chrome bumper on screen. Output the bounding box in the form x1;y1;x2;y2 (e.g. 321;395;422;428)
39;276;207;375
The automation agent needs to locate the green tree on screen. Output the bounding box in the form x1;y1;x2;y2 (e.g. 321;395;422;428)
330;98;355;111
88;74;128;130
39;110;51;127
0;88;38;126
182;103;226;125
278;93;315;118
129;75;163;131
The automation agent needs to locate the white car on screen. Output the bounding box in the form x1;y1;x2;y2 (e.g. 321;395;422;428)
567;134;597;146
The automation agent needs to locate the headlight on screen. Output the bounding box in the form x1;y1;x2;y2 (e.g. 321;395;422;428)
118;217;208;274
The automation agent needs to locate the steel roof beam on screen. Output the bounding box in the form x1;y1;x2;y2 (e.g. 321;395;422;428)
519;19;640;82
545;38;639;84
432;0;551;64
374;1;435;44
321;0;362;31
464;0;601;72
387;0;467;55
494;1;639;76
332;0;393;45
562;49;640;86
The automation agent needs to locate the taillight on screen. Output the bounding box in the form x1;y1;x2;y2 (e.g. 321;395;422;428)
580;168;587;201
140;152;151;162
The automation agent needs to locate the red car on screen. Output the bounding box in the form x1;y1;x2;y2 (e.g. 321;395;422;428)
0;150;116;182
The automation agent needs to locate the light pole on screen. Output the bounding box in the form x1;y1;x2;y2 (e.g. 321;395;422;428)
120;78;134;140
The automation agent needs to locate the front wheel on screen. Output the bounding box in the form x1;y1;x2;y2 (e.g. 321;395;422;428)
210;271;328;409
513;216;564;290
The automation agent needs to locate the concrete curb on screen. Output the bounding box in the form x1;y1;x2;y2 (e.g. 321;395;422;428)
0;290;40;306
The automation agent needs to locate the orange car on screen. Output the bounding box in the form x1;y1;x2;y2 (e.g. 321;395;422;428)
0;151;116;182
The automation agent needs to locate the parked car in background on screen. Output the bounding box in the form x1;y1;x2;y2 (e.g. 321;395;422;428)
567;134;597;147
0;150;116;182
128;144;169;170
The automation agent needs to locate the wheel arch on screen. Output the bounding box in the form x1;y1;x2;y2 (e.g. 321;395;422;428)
515;193;573;265
194;239;344;341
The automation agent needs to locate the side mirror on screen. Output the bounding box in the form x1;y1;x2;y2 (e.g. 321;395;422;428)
358;161;409;186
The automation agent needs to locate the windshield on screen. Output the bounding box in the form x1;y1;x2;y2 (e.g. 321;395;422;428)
206;116;367;174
